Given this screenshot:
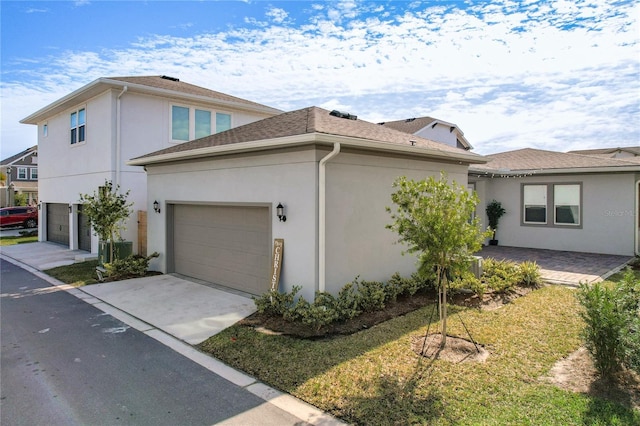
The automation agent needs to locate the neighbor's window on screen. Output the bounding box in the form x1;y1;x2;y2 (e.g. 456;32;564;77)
17;167;27;179
30;168;38;180
523;184;547;224
195;109;211;139
554;184;581;225
172;106;189;141
216;113;231;133
70;108;86;144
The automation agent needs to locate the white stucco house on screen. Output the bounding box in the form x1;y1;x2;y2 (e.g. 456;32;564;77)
20;75;282;254
128;107;486;299
470;148;640;257
379;116;473;151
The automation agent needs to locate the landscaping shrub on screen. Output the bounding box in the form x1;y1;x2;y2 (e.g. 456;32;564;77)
519;261;542;287
616;270;640;373
298;292;341;331
482;258;520;293
335;282;362;320
449;271;485;298
254;285;302;317
104;252;159;280
355;279;387;312
577;281;625;376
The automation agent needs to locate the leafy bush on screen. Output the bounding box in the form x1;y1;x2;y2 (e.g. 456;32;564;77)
449;272;485;298
616;270;640;373
298;292;341;330
482;258;520;293
104;252;159;280
356;279;387;312
577;281;625;376
519;261;542;287
335;282;362;320
254;285;301;317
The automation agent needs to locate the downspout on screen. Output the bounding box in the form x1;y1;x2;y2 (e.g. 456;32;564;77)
115;86;128;187
318;142;341;292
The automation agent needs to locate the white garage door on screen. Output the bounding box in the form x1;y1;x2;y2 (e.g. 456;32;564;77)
172;204;271;295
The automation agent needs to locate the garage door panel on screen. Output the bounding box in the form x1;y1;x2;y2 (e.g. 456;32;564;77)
172;204;270;295
47;203;69;246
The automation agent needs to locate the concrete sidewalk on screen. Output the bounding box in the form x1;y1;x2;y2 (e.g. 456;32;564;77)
0;242;345;426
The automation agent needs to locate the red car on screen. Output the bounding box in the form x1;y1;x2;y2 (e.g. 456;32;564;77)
0;206;38;228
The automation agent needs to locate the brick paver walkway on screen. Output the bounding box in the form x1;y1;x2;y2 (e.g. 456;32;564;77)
478;245;634;285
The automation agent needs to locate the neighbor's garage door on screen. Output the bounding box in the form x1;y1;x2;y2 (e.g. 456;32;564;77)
47;203;69;246
172;204;270;295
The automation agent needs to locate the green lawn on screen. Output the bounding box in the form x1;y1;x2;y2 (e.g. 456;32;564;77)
0;234;38;246
44;260;101;287
199;286;638;425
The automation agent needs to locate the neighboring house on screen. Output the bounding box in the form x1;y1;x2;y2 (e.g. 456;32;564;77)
469;148;640;256
0;145;38;208
128;106;486;299
568;146;640;162
20;75;282;253
379;116;473;151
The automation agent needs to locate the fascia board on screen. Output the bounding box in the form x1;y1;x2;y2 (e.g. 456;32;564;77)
469;165;640;175
129;132;486;167
21;78;282;124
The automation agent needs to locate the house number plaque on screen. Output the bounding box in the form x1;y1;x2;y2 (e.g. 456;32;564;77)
270;238;284;291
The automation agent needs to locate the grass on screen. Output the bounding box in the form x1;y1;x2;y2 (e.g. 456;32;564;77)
0;234;38;246
199;286;639;425
44;259;101;287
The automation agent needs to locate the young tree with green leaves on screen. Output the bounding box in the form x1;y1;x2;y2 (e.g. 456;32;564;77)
79;180;133;263
387;173;491;346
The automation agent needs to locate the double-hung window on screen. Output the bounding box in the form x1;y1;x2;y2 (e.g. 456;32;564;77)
17;167;27;180
30;168;38;180
522;183;582;227
70;108;86;144
171;105;232;142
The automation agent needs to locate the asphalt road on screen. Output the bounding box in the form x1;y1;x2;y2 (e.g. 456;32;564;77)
0;259;308;426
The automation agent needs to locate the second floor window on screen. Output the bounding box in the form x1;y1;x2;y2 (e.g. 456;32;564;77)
172;105;232;142
30;168;38;180
17;167;27;179
70;108;86;144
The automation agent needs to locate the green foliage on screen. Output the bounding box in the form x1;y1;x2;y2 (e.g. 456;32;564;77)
485;199;506;230
482;258;521;293
449;271;485;298
615;270;640;373
519;260;542;287
254;285;302;317
13;192;27;206
356;279;387;312
335;282;363;320
79;180;133;244
103;252;159;280
387;173;491;274
577;281;625;376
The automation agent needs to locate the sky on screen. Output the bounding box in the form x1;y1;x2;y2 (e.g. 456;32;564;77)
1;0;638;158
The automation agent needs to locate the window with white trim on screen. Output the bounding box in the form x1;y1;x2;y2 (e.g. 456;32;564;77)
522;183;582;227
171;106;232;142
43;123;48;137
554;184;580;225
30;168;38;180
70;108;86;144
17;167;27;180
523;184;547;224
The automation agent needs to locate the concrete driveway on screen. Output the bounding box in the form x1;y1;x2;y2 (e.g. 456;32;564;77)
0;242;256;344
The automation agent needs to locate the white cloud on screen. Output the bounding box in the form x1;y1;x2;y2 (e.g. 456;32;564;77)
2;0;638;157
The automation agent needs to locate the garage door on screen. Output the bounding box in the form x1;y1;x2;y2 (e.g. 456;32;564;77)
78;205;92;251
47;203;69;246
172;204;270;295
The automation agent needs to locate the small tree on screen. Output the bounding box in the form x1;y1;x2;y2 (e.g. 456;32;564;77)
485;200;506;242
387;173;491;346
79;180;133;262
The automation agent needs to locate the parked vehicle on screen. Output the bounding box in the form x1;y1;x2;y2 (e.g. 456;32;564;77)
0;206;38;228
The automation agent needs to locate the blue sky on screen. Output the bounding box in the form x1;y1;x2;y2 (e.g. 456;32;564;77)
1;0;638;157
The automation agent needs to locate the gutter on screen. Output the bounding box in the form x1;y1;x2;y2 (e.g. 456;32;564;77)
318;143;341;293
115;86;128;187
470;165;640;176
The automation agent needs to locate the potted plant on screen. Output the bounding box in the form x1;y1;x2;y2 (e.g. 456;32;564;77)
79;180;133;266
485;199;506;245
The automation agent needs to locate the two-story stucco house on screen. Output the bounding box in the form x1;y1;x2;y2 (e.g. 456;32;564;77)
1;145;38;208
20;75;282;253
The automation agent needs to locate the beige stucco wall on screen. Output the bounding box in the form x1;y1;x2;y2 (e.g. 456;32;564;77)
324;151;470;293
472;172;637;256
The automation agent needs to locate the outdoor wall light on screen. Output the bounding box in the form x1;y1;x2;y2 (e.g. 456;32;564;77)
153;200;161;214
276;203;286;222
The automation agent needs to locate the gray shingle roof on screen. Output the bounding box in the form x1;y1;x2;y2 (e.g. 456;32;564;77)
1;146;37;165
471;148;640;173
131;107;484;163
378;116;438;134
